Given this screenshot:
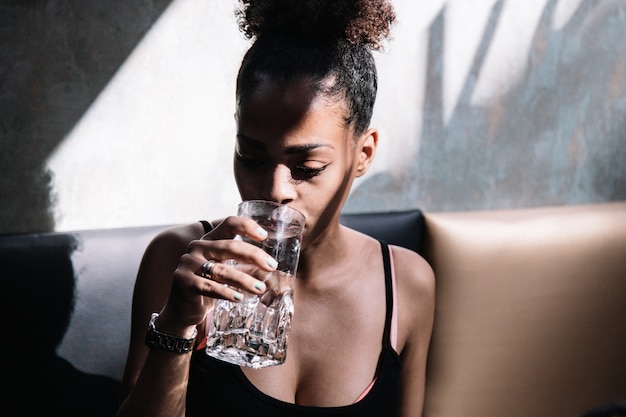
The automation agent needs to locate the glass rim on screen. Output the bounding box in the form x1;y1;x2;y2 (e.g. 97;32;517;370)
238;200;306;222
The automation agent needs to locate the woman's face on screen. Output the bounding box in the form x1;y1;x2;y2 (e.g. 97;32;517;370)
234;78;373;246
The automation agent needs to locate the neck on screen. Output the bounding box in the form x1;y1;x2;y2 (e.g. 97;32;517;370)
296;220;347;282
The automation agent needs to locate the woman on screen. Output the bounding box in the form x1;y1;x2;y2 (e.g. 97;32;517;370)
117;1;435;416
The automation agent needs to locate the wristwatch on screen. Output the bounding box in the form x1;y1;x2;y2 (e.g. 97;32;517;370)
145;313;198;353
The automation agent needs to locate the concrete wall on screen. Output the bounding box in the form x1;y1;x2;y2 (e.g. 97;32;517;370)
1;0;624;234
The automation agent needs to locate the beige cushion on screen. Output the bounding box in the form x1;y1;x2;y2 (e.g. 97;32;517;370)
423;203;626;417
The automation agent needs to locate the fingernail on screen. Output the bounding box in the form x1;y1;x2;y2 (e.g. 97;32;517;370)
257;227;268;238
233;293;243;301
254;282;266;292
266;257;278;269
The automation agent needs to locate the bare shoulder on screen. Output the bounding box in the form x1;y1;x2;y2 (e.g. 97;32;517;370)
143;219;219;260
151;221;211;248
389;245;435;351
389;245;435;295
133;221;216;301
134;222;204;288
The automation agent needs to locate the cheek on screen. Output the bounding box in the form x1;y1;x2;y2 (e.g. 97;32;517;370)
233;165;254;197
234;164;272;200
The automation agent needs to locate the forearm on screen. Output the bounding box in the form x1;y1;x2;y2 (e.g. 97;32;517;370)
117;349;192;417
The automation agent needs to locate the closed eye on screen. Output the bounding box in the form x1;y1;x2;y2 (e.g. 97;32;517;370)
292;164;327;179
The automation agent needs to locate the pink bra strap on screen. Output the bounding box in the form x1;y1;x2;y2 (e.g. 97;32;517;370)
389;246;398;351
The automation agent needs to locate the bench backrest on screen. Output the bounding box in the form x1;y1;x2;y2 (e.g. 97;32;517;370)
422;203;626;417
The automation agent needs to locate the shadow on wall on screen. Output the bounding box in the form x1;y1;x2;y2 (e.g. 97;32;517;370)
0;233;121;416
347;0;626;213
0;0;173;234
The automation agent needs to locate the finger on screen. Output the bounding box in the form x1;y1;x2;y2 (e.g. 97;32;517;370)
180;253;268;296
203;216;269;242
199;260;268;295
198;260;218;279
199;275;245;302
174;265;245;303
187;238;278;273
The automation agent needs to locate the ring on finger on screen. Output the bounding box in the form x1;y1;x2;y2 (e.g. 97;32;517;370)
200;260;218;280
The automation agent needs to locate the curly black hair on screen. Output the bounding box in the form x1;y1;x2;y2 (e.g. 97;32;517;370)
235;0;396;136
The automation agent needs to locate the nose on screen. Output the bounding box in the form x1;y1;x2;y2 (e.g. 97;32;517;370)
262;164;297;204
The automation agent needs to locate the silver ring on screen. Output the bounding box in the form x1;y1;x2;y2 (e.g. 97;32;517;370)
200;260;218;280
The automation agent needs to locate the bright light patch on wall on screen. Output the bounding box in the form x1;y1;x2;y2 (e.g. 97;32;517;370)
443;0;588;115
469;0;546;107
366;0;444;178
46;0;248;231
552;0;586;30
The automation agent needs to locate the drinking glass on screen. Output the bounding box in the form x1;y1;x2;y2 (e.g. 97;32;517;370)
205;200;305;368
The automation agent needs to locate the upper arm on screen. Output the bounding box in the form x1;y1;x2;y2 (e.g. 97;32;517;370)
120;224;202;400
392;246;436;417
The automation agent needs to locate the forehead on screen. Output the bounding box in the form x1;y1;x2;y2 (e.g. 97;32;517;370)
236;79;351;146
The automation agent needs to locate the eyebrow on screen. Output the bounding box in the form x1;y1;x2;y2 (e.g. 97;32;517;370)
236;134;333;154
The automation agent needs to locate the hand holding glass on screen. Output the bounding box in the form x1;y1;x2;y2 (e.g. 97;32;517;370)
205;200;305;368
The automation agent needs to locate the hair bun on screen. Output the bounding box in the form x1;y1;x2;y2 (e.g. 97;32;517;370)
236;0;396;51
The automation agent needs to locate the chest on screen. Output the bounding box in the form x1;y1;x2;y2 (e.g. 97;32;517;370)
241;277;388;406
